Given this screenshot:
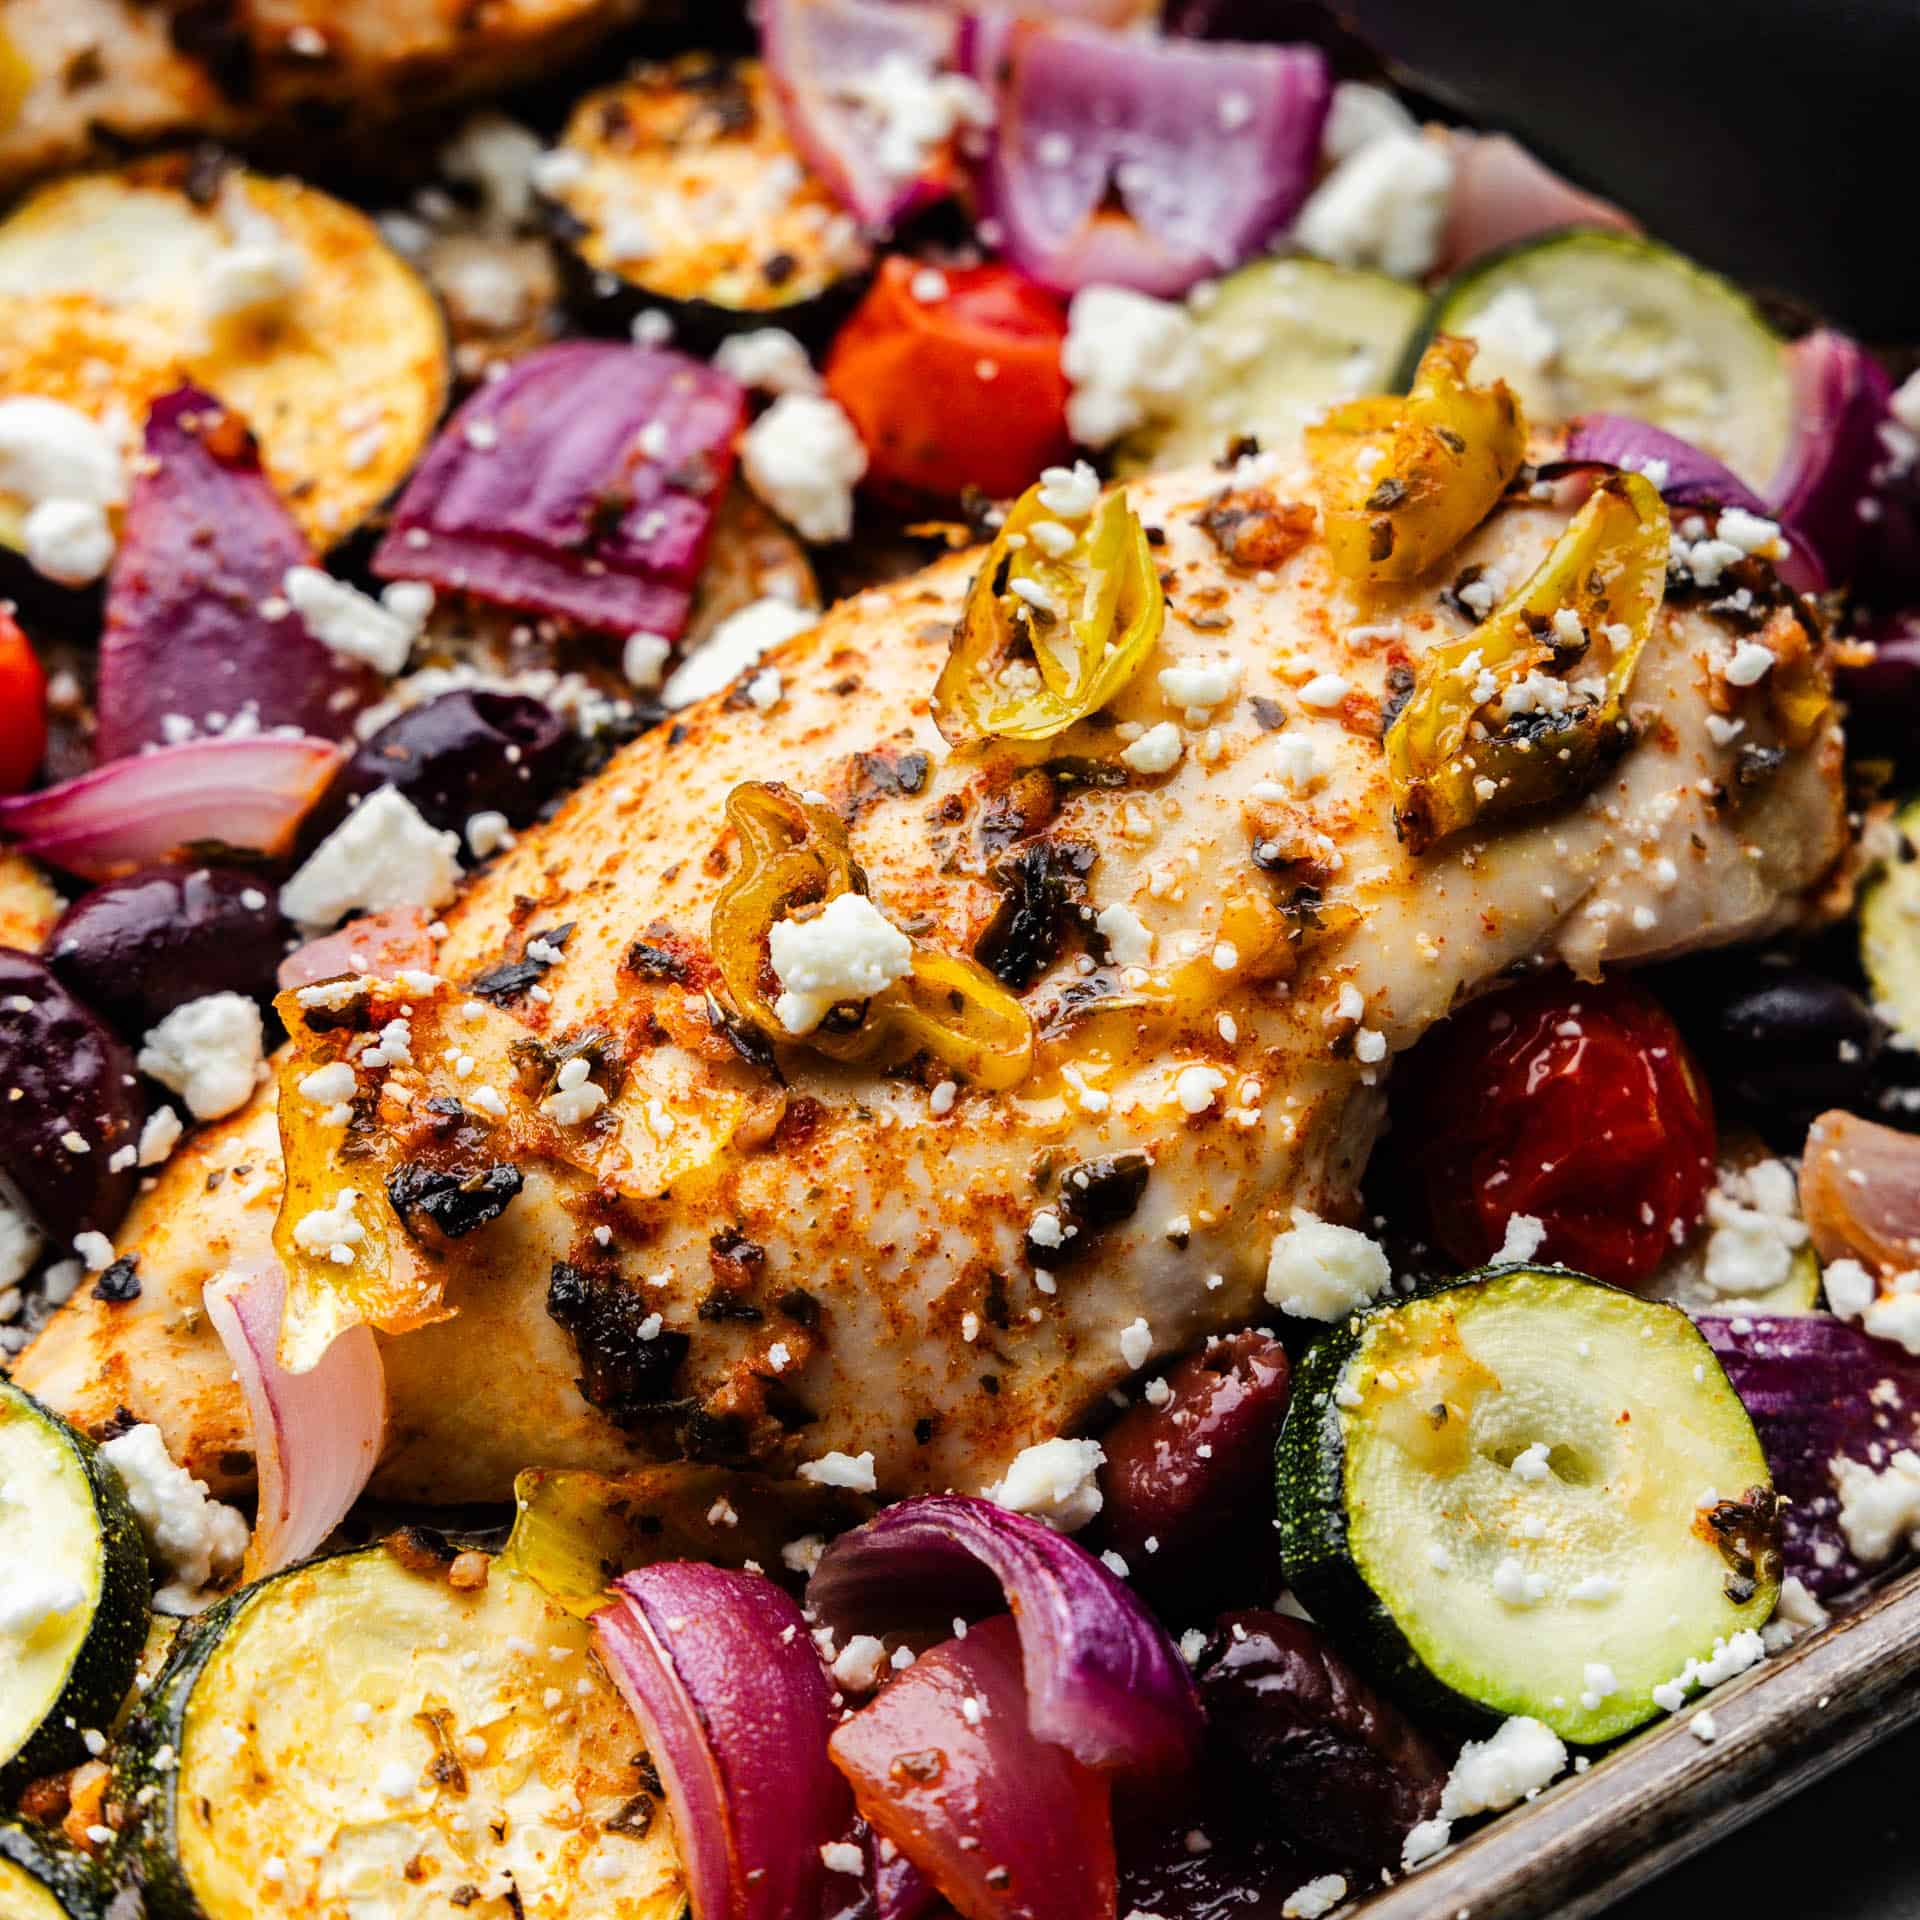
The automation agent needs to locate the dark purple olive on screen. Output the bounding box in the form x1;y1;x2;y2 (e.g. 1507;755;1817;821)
1114;1763;1314;1920
1840;613;1920;752
0;948;142;1242
1097;1331;1291;1611
323;691;571;839
45;866;287;1038
1705;969;1882;1144
1195;1610;1448;1871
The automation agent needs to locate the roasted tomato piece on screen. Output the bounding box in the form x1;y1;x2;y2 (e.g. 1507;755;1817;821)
829;1614;1115;1920
0;607;46;794
1097;1331;1290;1613
1396;972;1716;1285
826;258;1072;502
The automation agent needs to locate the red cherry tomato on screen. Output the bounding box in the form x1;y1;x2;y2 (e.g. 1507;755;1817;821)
1397;973;1716;1286
0;608;47;795
825;256;1073;502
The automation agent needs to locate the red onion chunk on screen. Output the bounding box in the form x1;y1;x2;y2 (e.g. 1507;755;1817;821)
276;906;439;992
203;1259;385;1577
1699;1313;1920;1596
372;343;745;639
1800;1109;1920;1275
829;1615;1116;1920
1437;132;1636;276
1770;329;1894;586
976;24;1329;297
761;0;967;231
592;1562;849;1920
0;735;342;883
807;1495;1202;1776
95;387;375;762
1560;413;1826;593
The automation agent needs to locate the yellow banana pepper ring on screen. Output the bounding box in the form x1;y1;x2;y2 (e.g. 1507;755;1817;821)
1385;471;1671;854
1309;334;1527;584
934;477;1165;745
712;781;1034;1089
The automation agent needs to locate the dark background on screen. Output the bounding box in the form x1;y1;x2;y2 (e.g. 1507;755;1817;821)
1338;5;1920;1908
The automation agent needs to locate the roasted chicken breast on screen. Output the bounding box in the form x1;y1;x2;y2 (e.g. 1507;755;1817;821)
18;457;1847;1503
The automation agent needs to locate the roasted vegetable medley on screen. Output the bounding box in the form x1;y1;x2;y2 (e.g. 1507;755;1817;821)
0;3;1917;1919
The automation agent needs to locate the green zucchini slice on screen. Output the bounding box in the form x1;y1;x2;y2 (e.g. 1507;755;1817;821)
1421;230;1793;487
1277;1266;1780;1746
116;1547;685;1920
0;1381;150;1797
0;153;448;548
1116;258;1429;476
1860;793;1920;1047
543;56;870;348
0;1823;109;1920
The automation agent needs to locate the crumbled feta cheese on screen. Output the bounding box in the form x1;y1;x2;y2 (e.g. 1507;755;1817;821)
1060;286;1204;447
1269;733;1329;791
1715;508;1786;557
1650;1629;1766;1712
715;328;824;396
1121;722;1184;775
465;810;514;860
137;993;265;1121
623;630;672;691
1119;1317;1153;1370
0;1195;41;1289
100;1424;249;1614
1295;131;1454;280
1095;902;1155;967
1401;1818;1451;1870
1699;1159;1808;1299
1037;461;1101;520
1493;1212;1547;1265
1832;1448;1920;1564
1461;286;1559;392
741;393;868;543
833;52;991;186
72;1230;114;1272
768;892;913;1035
205;179;306;324
987;1437;1107;1532
1725;640;1775;687
831;1634;890;1693
292;1190;367;1266
440;112;544;227
1281;1875;1348;1919
1264;1209;1392;1321
1174;1065;1226;1114
24;499;115;587
1322;81;1417;163
1297;672;1350;711
284;566;429;676
798;1450;878;1494
1822;1256;1877;1322
280;786;463;931
1158;658;1242;714
1491;1556;1549;1606
744;667;783;712
662;597;813;710
541;1056;608;1127
782;1534;826;1576
1438;1716;1567;1819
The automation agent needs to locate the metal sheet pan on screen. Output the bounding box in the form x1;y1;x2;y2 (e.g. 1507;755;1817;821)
1350;1563;1920;1917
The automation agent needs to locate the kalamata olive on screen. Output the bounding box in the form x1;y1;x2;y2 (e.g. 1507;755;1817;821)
1114;1764;1311;1920
45;865;287;1038
0;948;142;1242
1195;1610;1448;1871
1097;1330;1291;1612
324;691;571;838
1839;613;1920;756
1705;968;1882;1144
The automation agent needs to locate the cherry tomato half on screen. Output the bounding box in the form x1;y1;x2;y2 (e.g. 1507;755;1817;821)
0;607;47;795
1396;973;1716;1286
825;256;1073;502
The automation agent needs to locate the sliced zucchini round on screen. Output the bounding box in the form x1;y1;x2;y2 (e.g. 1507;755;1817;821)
0;1823;108;1920
542;56;871;347
1419;230;1793;487
117;1547;684;1920
0;1381;151;1798
1116;258;1430;476
1861;793;1920;1048
1276;1266;1780;1746
0;153;449;547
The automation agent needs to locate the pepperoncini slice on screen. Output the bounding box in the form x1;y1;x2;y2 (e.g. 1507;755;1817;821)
1385;470;1670;854
712;780;1035;1088
1308;334;1526;583
933;476;1165;745
0;32;30;133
